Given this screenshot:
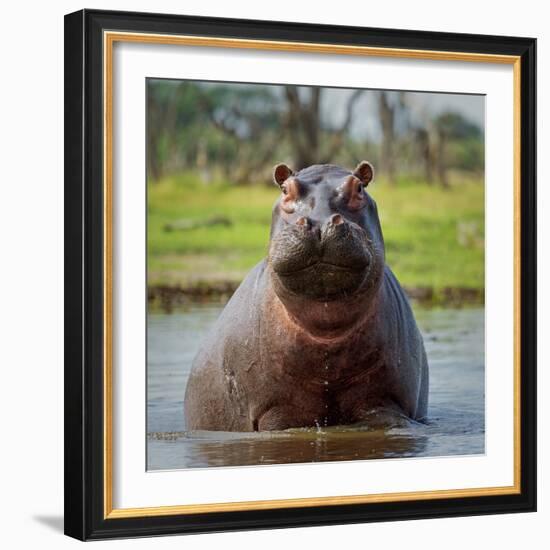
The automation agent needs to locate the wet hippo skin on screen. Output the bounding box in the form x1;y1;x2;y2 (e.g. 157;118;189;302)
184;162;429;431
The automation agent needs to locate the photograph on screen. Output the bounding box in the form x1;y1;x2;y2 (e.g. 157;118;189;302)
146;79;486;470
62;8;536;540
0;0;544;545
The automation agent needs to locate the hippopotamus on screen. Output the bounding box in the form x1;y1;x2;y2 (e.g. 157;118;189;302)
184;162;428;431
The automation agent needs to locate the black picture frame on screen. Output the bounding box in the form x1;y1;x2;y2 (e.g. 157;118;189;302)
64;8;536;541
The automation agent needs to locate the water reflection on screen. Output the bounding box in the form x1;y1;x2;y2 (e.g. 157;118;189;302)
147;304;485;470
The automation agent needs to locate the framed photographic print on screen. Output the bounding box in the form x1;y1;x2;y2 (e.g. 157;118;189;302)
64;9;536;540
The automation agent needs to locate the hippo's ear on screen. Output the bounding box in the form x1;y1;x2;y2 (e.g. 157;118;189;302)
273;163;294;187
353;161;374;186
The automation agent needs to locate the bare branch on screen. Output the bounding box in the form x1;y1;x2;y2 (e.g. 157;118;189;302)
323;89;364;160
340;89;364;134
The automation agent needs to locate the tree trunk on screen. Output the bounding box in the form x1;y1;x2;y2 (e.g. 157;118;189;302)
378;92;396;185
284;86;321;169
146;90;161;182
417;128;433;184
436;131;449;188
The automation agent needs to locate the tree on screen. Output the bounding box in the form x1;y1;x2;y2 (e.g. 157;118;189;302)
415;127;434;185
283;86;364;170
146;81;214;181
433;112;482;188
377;91;396;185
197;85;283;183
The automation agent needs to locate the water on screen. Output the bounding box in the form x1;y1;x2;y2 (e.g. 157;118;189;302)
147;304;485;470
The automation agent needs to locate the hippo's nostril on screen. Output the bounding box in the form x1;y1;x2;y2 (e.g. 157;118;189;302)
330;214;344;226
295;216;310;228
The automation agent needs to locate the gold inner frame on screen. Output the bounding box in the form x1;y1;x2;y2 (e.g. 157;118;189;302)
103;30;522;519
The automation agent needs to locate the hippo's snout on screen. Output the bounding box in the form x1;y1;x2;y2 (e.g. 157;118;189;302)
270;214;371;269
295;213;343;229
269;217;373;299
289;213;350;242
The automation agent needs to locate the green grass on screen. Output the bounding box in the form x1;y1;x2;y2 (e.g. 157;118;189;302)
148;172;484;293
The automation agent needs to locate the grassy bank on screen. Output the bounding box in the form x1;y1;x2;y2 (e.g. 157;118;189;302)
148;172;484;303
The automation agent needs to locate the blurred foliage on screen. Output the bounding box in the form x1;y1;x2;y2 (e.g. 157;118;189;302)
147;80;484;187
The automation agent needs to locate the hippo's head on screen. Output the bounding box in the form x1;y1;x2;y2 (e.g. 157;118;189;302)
268;162;385;333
